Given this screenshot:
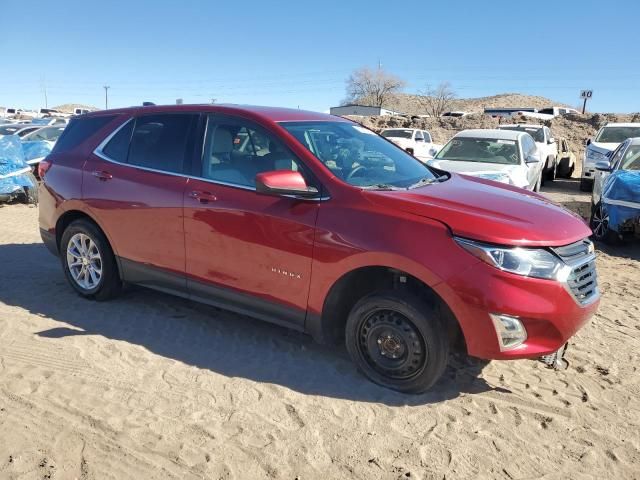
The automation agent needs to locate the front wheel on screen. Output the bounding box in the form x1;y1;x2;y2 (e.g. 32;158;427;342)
545;157;557;181
590;202;619;244
345;291;449;393
580;178;593;192
60;219;122;300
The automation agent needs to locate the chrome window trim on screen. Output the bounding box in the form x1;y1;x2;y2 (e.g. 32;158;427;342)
93;118;328;200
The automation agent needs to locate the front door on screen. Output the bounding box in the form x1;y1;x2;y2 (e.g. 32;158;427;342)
83;113;199;291
183;115;320;328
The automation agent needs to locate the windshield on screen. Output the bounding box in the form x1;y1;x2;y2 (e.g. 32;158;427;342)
500;125;544;142
381;129;413;139
279;121;436;188
435;137;520;165
595;126;640;144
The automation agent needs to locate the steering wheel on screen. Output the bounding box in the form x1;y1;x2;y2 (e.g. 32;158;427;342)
346;165;367;181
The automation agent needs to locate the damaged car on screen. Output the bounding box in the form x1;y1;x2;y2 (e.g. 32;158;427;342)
0;136;38;205
590;137;640;243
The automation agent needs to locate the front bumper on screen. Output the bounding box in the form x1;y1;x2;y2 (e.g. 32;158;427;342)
434;258;599;360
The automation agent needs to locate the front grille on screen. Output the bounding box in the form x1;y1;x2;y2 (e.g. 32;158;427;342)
566;259;598;304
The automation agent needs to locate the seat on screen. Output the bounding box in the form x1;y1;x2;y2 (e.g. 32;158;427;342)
264;140;297;171
207;127;249;185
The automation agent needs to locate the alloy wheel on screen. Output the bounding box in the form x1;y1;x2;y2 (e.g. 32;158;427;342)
592;204;609;239
66;233;103;290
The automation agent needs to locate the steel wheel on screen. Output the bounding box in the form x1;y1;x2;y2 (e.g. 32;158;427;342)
357;309;427;380
591;203;609;240
66;233;103;290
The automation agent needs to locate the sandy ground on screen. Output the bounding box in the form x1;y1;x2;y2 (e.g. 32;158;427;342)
0;181;639;480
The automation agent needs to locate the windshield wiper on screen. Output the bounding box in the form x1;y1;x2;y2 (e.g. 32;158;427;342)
407;175;447;189
360;183;402;191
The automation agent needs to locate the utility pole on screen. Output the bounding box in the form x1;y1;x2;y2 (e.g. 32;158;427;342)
103;86;110;109
43;86;48;109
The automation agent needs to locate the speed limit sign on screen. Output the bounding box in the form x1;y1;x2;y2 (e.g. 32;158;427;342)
580;90;593;99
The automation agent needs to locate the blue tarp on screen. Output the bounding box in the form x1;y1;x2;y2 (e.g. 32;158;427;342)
22;140;53;164
602;170;640;233
0;136;36;196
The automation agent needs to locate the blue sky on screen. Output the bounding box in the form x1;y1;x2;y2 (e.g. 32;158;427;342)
1;0;638;113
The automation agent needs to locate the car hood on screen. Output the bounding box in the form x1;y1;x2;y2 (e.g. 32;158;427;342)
364;173;591;247
603;170;640;206
428;160;530;188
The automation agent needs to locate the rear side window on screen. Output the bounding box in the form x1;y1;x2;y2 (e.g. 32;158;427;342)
127;114;196;173
102;120;134;163
52;115;116;154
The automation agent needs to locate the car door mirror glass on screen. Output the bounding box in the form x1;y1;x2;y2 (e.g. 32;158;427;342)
525;155;539;164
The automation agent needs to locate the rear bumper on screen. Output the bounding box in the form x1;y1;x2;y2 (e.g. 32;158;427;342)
435;260;599;360
40;228;58;256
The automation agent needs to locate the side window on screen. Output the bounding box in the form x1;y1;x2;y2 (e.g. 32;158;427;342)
102;119;134;163
414;131;424;141
127;114;196;173
423;131;432;143
52;115;116;154
201;115;302;188
610;142;627;168
522;136;535;156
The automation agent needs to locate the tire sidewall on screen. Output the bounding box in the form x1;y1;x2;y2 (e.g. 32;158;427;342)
60;220;115;298
345;292;448;393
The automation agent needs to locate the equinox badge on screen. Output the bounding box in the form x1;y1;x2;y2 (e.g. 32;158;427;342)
271;267;302;279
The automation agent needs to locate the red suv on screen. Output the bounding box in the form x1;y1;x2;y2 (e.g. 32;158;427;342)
38;105;599;393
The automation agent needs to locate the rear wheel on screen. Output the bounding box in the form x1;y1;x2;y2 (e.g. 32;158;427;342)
345;291;449;394
545;157;557;181
60;219;121;300
558;157;574;178
19;172;38;205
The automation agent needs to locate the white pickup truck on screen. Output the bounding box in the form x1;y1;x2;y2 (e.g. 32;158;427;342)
380;128;442;162
498;124;559;181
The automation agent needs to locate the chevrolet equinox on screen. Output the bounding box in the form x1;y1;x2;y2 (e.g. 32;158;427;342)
38;105;600;393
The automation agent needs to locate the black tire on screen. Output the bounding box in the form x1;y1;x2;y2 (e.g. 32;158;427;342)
557;158;574;178
580;178;593;192
545;157;557;181
590;202;620;244
345;290;449;394
60;219;121;300
19;172;38;205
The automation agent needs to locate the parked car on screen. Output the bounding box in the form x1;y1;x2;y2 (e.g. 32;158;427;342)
22;125;66;143
581;122;640;191
516;107;580;120
429;129;544;191
484;107;536;118
441;111;473;117
0;124;42;138
590;137;640;243
380;128;441;161
38;105;599;393
0;136;38;204
556;137;576;178
30;117;69;126
498;124;558;181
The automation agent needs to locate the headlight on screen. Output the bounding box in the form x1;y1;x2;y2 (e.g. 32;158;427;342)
455;237;571;280
474;172;512;184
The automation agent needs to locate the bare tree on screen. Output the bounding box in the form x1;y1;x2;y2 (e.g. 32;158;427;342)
419;82;457;117
344;67;406;107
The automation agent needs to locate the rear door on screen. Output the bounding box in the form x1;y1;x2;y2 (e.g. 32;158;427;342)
83;113;199;292
183;114;320;328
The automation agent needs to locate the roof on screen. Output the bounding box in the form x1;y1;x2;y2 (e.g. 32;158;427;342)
498;124;543;130
454;129;523;141
85;104;346;123
626;137;640;145
603;123;640;127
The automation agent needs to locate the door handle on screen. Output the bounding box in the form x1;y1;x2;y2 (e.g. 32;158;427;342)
189;190;217;203
92;170;113;181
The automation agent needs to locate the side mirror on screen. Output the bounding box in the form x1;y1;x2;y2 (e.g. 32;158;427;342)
255;170;319;198
525;154;540;164
595;160;611;172
585;138;592;146
547;137;555;144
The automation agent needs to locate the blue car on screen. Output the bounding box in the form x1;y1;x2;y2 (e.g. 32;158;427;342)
590;137;640;242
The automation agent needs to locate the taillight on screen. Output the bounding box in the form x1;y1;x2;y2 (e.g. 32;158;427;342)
38;159;52;178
